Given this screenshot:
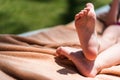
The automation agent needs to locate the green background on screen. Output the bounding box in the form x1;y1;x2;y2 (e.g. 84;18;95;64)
0;0;111;34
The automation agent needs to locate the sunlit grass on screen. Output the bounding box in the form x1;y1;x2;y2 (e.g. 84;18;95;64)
0;0;111;34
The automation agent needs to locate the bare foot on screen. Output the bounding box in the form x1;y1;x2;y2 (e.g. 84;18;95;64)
75;3;99;60
56;47;100;77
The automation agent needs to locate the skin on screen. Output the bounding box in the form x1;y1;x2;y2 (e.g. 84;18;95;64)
56;2;120;77
56;42;120;77
75;1;120;61
105;0;120;26
74;3;99;60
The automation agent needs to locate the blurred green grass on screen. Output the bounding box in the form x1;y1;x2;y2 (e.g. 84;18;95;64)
0;0;111;34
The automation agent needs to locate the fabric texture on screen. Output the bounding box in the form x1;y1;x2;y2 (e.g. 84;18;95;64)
0;21;120;80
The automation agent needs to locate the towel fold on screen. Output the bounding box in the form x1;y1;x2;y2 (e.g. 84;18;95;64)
0;21;120;80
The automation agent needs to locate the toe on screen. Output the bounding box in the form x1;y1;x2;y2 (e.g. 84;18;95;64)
80;10;85;15
86;3;94;9
79;11;84;17
56;47;62;56
75;13;80;20
75;12;83;20
81;10;86;15
84;7;90;12
83;9;88;15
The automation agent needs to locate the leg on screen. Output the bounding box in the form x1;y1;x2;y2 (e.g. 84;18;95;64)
105;0;120;26
75;3;99;60
98;25;120;52
95;42;120;73
56;42;120;77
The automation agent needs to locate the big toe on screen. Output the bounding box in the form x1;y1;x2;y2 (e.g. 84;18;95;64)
86;3;94;9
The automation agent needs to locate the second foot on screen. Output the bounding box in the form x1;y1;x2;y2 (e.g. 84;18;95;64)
56;46;100;77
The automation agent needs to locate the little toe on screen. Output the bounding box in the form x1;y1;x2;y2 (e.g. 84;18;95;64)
75;13;80;20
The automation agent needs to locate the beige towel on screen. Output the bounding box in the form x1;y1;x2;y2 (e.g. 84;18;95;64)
0;21;120;80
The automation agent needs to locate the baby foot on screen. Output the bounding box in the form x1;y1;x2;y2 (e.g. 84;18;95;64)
56;46;99;77
75;3;99;60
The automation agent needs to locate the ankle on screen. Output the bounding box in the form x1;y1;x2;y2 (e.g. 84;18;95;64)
84;35;99;60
